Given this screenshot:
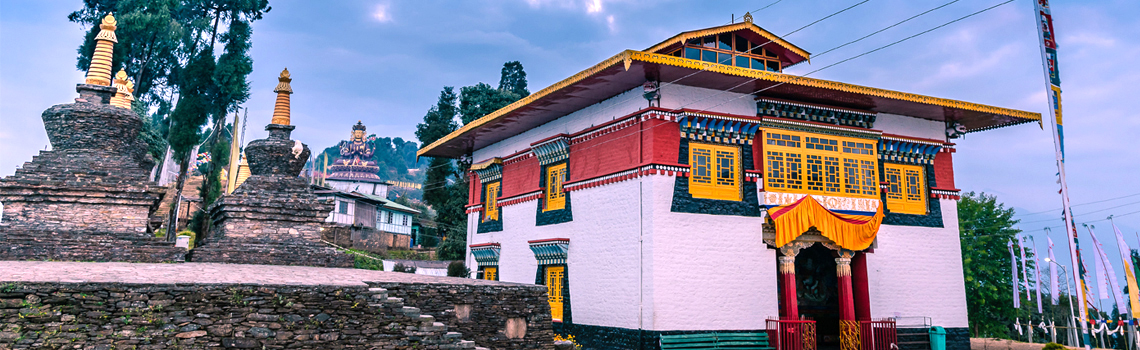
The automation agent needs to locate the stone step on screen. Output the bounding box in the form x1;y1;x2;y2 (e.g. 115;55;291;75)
418;315;434;324
419;321;447;332
443;332;462;341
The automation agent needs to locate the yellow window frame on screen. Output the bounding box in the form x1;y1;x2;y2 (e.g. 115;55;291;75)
483;266;498;281
688;142;741;201
483;181;500;222
762;130;879;200
546;266;565;322
884;163;927;214
544;163;567;212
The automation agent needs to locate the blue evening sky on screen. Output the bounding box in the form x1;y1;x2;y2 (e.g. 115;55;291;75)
1;0;1138;303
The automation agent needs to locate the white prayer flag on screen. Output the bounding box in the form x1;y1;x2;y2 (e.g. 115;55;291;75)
1011;240;1021;308
1049;237;1060;305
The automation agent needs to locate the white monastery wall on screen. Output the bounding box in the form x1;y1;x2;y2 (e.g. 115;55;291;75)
874;113;945;140
646;176;779;331
866;199;968;328
465;179;648;330
658;84;757;117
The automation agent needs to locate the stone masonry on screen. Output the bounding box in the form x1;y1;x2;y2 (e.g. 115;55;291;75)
0;84;183;263
0;261;555;350
193;124;352;267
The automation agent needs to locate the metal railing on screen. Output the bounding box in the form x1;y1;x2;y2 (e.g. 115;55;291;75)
860;318;898;350
768;318;818;350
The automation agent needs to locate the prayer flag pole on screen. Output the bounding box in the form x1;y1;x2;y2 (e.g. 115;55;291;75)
1031;1;1089;348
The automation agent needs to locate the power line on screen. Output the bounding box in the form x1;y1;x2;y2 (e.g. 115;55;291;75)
1015;192;1140;217
1018;200;1140;225
783;1;870;37
812;0;961;58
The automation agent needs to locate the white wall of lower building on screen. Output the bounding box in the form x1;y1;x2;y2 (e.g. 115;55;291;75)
646;175;779;331
874;113;945;140
466;178;648;330
866;199;968;328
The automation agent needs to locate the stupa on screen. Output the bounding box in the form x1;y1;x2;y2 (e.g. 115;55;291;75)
191;68;352;267
0;14;183;262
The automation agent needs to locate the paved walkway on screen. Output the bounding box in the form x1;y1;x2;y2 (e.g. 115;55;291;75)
0;261;528;287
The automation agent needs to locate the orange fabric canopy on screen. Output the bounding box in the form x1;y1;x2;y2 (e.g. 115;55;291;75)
770;195;884;250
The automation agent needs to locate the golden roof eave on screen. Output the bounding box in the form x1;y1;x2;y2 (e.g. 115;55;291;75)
644;22;811;64
418;50;1041;158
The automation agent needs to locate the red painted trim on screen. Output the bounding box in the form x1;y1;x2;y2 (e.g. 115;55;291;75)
879;133;947;145
469;242;501;248
931;187;960;192
530;133;571;147
678;108;763;122
562;162;690;189
528;238;570;244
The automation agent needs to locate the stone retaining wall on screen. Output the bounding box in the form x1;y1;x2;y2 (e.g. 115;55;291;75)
0;282;487;349
370;280;554;349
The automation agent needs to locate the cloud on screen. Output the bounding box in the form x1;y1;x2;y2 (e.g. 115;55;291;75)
587;0;603;14
607;15;616;33
372;3;392;23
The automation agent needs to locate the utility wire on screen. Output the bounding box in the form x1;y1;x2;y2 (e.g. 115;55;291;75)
812;0;961;58
1015;192;1140;217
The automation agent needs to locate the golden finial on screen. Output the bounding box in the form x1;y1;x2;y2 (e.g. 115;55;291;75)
110;69;135;109
273;68;293;94
84;13;118;86
271;68;293;125
743;12;753;23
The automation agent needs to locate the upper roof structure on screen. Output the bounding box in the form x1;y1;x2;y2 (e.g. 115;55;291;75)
418;21;1041;159
644;16;810;69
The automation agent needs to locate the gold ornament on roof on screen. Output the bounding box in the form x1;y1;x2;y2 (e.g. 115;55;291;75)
110;69;135;109
270;68;293;125
84;13;118;86
743;12;753;23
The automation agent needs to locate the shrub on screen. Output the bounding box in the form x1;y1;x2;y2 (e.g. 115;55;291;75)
1042;343;1065;350
354;255;384;271
447;261;470;277
154;228;166;238
393;263;417;273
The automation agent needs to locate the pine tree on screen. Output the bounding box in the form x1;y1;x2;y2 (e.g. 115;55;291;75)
499;61;530;98
164;50;216;237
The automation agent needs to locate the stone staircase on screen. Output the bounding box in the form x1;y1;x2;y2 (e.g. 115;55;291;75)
364;286;489;350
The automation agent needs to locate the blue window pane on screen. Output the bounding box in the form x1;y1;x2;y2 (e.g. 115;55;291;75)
702;50;717;63
718;34;732;50
718;53;731;64
752;58;765;69
767;61;780;72
736;55;750;68
685;47;701;60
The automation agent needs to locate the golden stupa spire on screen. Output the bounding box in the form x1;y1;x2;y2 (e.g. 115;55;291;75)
110;69;135;109
270;68;293;125
83;13;118;86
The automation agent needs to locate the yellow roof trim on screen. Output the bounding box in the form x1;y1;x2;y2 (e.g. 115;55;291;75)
470;157;502;171
644;22;811;63
627;51;1041;122
418;50;634;157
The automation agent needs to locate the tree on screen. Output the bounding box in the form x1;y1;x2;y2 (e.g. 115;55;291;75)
498;61;530;98
163;50;215;237
960;191;1024;338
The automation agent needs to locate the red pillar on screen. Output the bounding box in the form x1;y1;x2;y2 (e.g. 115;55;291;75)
853;252;871;321
779;255;799;319
837;252;859;350
837;255;855;321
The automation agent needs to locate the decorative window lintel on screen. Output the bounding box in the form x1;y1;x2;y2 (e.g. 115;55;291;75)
528;238;569;265
470;243;501;267
472;158;503;183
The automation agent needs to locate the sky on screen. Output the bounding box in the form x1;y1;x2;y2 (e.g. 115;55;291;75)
1;0;1138;304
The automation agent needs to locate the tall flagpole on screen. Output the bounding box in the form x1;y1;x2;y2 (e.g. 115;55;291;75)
1031;1;1089;348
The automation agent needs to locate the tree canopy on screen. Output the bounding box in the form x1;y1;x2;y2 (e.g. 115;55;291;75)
960;191;1027;338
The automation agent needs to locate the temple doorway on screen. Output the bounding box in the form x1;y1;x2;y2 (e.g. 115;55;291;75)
797;244;840;350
